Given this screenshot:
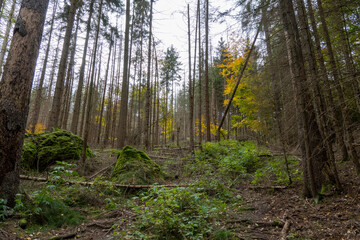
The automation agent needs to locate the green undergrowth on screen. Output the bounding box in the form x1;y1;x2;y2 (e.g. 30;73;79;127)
118;186;231;239
185;139;301;186
21;129;93;171
252;156;302;185
112;145;164;185
1;161;135;231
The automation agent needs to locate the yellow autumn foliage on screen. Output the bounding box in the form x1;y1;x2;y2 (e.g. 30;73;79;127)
218;38;264;132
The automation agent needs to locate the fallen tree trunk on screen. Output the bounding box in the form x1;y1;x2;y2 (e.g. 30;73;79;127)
20;175;187;188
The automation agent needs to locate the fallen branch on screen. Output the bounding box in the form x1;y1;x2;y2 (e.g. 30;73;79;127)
248;185;288;190
280;211;291;240
87;161;117;180
49;232;77;240
20;175;188;188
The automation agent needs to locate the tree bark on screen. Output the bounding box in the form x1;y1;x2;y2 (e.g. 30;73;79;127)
81;0;103;172
296;0;341;190
71;0;95;134
317;0;360;173
117;0;131;148
61;8;81;130
29;0;58;133
187;4;194;152
0;0;49;206
280;0;325;197
144;0;153;149
97;36;114;145
48;0;78;130
204;0;211;141
306;0;348;163
197;0;202;145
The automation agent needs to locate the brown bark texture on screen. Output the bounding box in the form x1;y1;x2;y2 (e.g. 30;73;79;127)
0;0;49;206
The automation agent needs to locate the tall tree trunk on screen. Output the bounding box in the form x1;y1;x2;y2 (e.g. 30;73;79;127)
262;4;291;184
144;0;153;149
29;0;58;133
112;38;122;147
61;8;81;130
97;37;114;144
187;4;194;151
204;0;210;141
0;0;16;77
71;0;95;134
0;0;49;206
306;0;348;162
335;1;360;112
103;38;117;147
117;0;131;148
48;0;78;130
42;36;61;125
296;0;341;190
155;48;160;146
81;0;103;172
79;46;94;137
280;0;326;197
197;0;202;145
317;0;360;173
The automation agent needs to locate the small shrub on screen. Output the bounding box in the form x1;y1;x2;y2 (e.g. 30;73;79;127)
212;229;235;240
251;156;302;185
194;178;233;202
30;191;83;228
129;186;226;239
0;198;11;221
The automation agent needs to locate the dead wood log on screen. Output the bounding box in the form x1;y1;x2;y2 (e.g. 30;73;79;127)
20;175;187;188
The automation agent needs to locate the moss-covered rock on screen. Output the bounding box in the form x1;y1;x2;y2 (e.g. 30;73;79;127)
21;129;93;171
111;146;163;185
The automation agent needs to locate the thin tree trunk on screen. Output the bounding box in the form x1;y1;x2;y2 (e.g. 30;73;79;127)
117;0;131;148
280;0;326;197
307;0;348;162
0;0;49;206
103;38;117;147
81;0;103;173
79;46;94;137
144;0;153;149
29;0;58;133
71;0;95;134
187;4;194;151
48;0;77;130
262;4;291;184
97;37;113;145
317;0;360;173
336;1;360;112
112;38;123;147
197;0;202;145
204;0;211;141
296;0;341;190
0;0;16;77
60;9;81;130
42;37;61;125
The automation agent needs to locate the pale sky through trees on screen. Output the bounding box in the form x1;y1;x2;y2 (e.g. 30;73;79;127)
153;0;238;67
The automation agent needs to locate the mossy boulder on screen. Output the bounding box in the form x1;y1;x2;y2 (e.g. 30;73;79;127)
111;146;163;185
21;129;93;171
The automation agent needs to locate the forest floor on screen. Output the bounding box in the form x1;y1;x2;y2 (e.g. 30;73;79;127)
0;144;359;240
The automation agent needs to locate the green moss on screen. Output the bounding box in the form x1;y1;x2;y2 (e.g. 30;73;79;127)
111;146;163;185
21;129;93;171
